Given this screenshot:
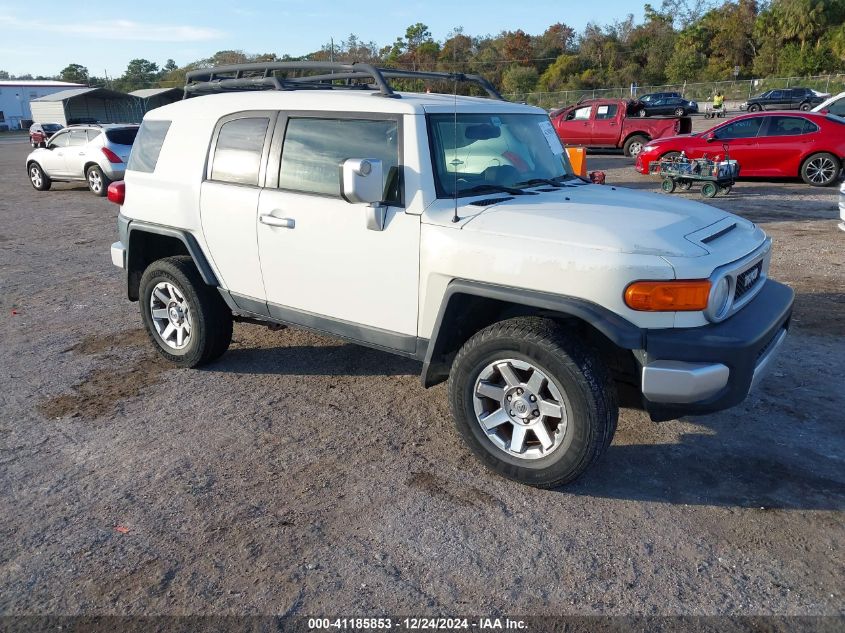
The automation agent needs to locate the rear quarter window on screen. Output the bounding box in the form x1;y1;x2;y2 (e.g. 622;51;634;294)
127;121;171;173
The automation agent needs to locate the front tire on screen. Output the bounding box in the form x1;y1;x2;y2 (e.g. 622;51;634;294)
139;256;233;368
623;134;648;158
28;163;51;191
674;107;685;116
86;165;110;196
799;102;811;111
801;152;840;187
747;103;761;112
448;317;618;488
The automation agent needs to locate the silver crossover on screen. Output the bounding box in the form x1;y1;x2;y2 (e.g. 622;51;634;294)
25;124;139;196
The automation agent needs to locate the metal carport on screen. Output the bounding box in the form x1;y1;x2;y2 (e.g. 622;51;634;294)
29;87;143;126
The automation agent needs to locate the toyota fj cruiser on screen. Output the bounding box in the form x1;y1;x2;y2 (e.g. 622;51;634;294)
109;62;793;488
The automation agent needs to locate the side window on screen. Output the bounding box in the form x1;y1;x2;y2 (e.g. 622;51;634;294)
595;104;618;120
87;129;102;141
715;117;764;139
828;98;845;117
127;120;172;173
68;130;88;146
279;117;401;204
766;116;818;136
210;117;269;186
769;90;783;100
49;131;69;147
570;106;591;121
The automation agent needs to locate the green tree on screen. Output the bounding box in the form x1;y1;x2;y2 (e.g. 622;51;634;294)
502;65;539;94
60;63;88;84
117;58;160;91
0;70;9;80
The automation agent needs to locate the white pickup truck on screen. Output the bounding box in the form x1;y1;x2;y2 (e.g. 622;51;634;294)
108;63;793;487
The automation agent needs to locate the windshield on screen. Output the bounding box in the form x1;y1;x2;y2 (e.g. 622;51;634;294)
42;124;62;132
429;113;575;198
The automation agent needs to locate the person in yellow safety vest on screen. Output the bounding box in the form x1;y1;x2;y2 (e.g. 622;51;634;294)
713;92;724;110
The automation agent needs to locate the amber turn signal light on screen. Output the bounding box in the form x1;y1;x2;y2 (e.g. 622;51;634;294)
624;280;711;311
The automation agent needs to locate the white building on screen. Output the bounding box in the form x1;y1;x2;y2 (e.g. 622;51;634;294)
0;80;85;130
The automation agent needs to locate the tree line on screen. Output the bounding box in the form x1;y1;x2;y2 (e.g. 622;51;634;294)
2;0;844;96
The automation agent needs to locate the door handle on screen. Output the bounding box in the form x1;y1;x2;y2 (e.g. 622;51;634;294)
78;152;85;156
260;214;295;229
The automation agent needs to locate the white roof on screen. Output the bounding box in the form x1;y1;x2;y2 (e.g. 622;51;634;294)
144;90;544;121
0;80;85;87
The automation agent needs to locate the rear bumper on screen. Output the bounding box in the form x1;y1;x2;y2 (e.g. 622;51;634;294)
640;280;794;421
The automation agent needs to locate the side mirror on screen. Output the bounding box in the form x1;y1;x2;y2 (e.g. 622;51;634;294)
341;158;386;231
705;134;715;143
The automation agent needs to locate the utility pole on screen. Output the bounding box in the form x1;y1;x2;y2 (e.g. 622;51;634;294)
330;38;334;63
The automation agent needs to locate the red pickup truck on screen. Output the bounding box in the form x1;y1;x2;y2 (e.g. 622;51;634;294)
551;99;692;158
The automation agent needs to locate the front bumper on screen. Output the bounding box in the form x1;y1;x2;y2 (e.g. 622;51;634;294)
639;279;794;421
111;241;125;268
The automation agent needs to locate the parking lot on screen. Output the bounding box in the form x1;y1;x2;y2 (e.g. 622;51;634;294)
0;134;843;618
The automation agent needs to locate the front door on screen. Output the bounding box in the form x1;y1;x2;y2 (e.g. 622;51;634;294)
257;114;420;349
42;130;71;177
199;112;275;303
62;128;91;178
710;116;765;172
554;105;592;145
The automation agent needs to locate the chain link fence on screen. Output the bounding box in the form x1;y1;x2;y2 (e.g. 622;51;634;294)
506;74;845;110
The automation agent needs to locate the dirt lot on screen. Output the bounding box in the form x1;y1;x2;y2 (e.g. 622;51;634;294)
0;134;843;620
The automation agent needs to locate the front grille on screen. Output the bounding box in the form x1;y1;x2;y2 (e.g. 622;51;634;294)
734;260;763;302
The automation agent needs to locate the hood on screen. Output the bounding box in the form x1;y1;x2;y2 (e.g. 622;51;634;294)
459;184;742;257
644;132;700;146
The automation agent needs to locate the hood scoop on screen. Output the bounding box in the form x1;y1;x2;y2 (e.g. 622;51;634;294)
687;218;740;246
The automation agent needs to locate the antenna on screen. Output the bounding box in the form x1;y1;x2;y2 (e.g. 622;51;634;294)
451;51;460;223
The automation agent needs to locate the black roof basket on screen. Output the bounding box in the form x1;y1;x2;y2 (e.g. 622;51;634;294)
183;61;504;100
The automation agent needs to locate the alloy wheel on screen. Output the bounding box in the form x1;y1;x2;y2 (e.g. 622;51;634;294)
472;358;568;460
149;281;192;350
805;157;837;185
88;170;102;193
29;167;42;188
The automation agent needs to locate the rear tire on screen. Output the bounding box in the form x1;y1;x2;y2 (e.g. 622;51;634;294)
674;107;685;116
139;256;233;368
28;163;51;191
800;153;840;187
447;317;618;488
86;165;110;197
661;178;676;193
701;182;718;198
623;134;648;158
799;102;811;111
747;104;761;112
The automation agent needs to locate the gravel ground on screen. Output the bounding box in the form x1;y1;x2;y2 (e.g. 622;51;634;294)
0;136;843;620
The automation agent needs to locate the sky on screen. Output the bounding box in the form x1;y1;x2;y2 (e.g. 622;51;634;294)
0;0;646;78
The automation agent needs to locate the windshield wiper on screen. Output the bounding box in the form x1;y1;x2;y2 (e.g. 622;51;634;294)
515;178;564;188
456;183;531;196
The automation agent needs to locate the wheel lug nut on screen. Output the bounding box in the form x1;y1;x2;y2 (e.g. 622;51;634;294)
509;410;514;416
529;395;536;402
517;388;523;395
506;395;512;401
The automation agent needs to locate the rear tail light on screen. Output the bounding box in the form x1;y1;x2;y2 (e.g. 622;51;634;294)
101;147;123;164
107;181;125;205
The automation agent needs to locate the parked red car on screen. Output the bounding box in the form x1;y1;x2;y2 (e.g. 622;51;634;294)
551;99;692;157
29;123;63;148
636;112;845;186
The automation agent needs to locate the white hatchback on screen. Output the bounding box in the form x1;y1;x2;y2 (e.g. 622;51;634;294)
25;124;138;196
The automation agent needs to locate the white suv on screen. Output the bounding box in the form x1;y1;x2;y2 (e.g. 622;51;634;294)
108;63;793;487
26;124;138;196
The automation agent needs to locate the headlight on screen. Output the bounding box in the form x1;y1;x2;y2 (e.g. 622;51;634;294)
707;276;732;321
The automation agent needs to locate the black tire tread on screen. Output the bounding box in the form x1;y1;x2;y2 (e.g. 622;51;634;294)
448;316;618;488
139;256;232;368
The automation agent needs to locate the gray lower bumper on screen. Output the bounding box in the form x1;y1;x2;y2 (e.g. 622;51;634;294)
642;361;730;404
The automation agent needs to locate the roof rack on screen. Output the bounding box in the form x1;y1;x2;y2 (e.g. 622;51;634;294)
183;61;504;100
